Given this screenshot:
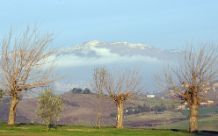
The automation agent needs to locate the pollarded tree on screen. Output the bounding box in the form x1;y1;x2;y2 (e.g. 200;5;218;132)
163;45;218;133
102;69;141;128
37;89;63;129
0;28;54;125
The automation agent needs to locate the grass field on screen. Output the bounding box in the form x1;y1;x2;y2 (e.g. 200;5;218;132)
0;124;199;136
1;124;218;136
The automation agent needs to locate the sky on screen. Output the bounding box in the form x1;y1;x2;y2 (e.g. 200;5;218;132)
1;0;218;49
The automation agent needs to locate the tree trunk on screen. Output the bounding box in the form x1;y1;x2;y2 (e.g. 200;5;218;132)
96;112;102;128
8;95;18;125
116;100;124;128
189;97;198;133
96;94;103;128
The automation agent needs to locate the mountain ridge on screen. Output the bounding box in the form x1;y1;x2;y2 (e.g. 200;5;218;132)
47;40;183;93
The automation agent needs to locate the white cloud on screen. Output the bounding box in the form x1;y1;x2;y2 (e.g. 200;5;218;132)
42;43;164;69
53;48;159;68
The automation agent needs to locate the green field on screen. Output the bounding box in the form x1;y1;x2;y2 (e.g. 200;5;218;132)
0;124;198;136
1;124;218;136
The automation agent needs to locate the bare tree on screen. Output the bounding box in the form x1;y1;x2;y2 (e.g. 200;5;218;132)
162;45;218;133
92;67;107;128
102;69;141;128
0;28;54;125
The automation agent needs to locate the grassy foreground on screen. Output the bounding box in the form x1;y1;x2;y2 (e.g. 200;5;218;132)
0;124;195;136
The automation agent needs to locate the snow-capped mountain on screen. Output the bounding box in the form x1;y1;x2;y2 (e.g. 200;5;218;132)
57;40;181;62
51;40;182;92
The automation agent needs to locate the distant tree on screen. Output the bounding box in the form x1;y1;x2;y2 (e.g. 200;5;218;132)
71;88;92;94
71;88;83;94
162;45;218;133
92;67;107;128
37;89;63;129
83;88;91;94
0;28;54;125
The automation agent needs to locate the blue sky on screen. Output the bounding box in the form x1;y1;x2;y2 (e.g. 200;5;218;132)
1;0;218;49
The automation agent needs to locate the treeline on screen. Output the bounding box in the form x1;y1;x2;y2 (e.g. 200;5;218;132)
70;88;92;94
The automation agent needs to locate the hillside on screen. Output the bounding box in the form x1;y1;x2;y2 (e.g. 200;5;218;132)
0;92;173;126
0;92;116;126
1;92;218;131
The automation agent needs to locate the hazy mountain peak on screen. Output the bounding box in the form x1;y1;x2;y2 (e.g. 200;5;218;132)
57;40;181;61
80;40;151;50
50;40;183;93
83;40;103;47
111;41;151;50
